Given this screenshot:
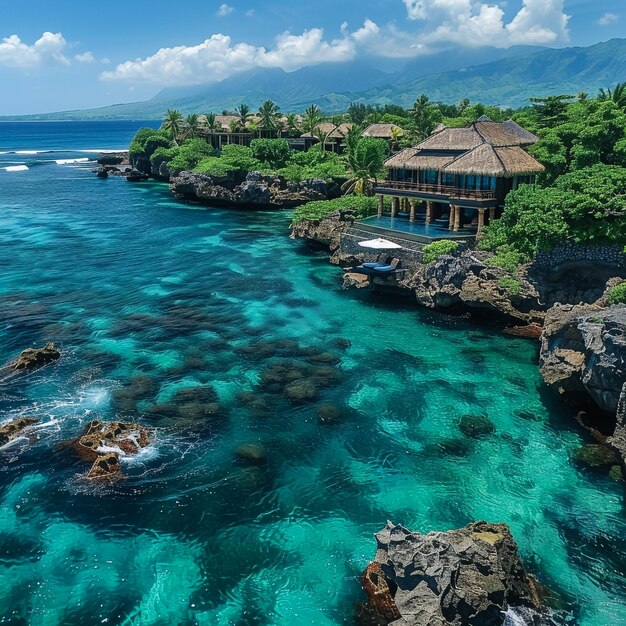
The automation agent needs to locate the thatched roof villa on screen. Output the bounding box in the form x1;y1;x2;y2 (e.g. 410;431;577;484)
367;117;544;238
361;123;404;140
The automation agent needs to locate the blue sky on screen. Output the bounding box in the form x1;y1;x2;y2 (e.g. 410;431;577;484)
0;0;623;114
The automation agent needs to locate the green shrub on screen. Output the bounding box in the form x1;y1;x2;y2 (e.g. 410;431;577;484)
168;139;214;172
422;240;460;264
194;157;237;178
250;139;292;168
291;196;382;225
220;145;261;171
150;146;178;173
484;247;526;273
277;160;347;183
498;277;522;297
129;128;171;157
607;282;626;305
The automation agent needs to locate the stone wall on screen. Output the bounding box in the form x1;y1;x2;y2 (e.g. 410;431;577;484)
533;242;626;271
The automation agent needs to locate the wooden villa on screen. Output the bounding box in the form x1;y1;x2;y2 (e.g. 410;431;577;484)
373;117;544;234
362;123;404;141
301;122;353;152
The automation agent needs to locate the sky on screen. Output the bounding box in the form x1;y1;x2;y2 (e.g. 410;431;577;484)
0;0;623;115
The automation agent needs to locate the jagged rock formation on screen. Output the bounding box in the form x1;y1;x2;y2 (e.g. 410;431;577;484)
358;521;546;626
0;418;39;446
540;303;626;468
169;171;335;209
5;342;60;372
290;211;356;253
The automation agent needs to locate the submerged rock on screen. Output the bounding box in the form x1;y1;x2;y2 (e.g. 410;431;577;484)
0;417;38;446
283;379;318;403
235;443;267;465
572;443;619;468
358;521;545;626
6;342;60;371
459;413;495;438
317;403;342;424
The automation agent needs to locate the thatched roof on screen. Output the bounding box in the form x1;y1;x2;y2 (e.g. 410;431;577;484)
362;123;404;139
442;144;545;177
416;127;484;151
474;120;538;147
301;122;352;139
384;148;417;168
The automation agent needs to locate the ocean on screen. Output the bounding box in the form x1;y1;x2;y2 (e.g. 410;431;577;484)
0;121;625;625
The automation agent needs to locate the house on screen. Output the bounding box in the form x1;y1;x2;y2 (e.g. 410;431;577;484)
361;123;405;147
301;123;353;152
371;117;544;235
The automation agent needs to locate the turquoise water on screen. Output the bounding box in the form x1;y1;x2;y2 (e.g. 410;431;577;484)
0;122;625;625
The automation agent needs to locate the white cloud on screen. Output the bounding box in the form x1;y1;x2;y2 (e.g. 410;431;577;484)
101;57;111;65
75;51;95;63
217;3;234;16
0;32;69;68
246;9;255;17
596;12;618;26
101;22;377;85
402;0;569;46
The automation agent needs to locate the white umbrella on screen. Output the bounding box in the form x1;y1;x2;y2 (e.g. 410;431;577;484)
357;238;402;249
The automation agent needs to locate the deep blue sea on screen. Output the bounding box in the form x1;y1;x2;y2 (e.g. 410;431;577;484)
0;121;625;625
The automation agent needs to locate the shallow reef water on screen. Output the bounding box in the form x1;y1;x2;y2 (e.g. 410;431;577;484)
0;122;625;625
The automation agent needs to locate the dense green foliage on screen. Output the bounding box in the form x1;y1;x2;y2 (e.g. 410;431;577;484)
422;240;460;264
129;128;172;158
219;145;262;171
194;157;238;178
498;277;522;298
481;165;626;257
290;196;382;225
250;139;292;168
167;139;215;172
607;282;626;305
484;247;526;273
342;131;388;195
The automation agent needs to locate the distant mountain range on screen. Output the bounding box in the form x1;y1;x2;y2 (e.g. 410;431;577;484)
4;39;626;121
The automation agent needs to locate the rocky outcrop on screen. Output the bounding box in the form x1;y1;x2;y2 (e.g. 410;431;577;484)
290;211;356;252
540;303;626;467
404;252;543;324
5;342;60;372
169;171;333;209
0;417;38;446
67;420;151;482
97;152;127;166
358;521;546;626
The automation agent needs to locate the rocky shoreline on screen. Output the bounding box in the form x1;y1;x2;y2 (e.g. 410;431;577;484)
292;213;626;475
96;153;340;210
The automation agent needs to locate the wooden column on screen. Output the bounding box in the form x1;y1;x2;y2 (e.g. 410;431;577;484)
409;201;416;222
391;197;399;218
477;208;486;234
454;206;462;231
489;207;496;222
426;201;433;224
377;194;384;218
449;205;455;230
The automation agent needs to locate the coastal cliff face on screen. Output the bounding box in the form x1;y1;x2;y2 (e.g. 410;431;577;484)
540;303;626;468
289;211;356;251
170;171;335;209
358;521;547;626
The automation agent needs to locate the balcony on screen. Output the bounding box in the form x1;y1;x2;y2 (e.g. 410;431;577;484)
374;180;497;203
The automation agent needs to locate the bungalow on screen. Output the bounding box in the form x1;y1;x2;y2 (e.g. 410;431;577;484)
301;122;353;152
372;117;544;235
362;123;405;148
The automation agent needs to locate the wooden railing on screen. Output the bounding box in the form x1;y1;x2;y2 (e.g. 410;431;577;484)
375;180;497;201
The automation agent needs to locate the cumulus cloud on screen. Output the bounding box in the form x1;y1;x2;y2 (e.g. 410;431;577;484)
596;12;618;26
75;51;95;63
403;0;569;46
0;32;69;68
101;22;377;85
217;3;234;16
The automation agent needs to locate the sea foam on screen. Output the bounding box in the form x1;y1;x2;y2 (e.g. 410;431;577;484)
4;165;29;172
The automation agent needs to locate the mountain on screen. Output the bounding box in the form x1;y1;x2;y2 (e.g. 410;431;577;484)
3;39;625;120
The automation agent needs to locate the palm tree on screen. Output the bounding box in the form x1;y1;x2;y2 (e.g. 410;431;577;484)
302;104;323;134
458;98;470;113
204;113;222;134
258;100;281;132
598;83;626;109
342;129;387;196
411;95;441;140
285;113;300;135
184;113;201;139
389;126;404;151
347;102;369;125
235;103;251;130
162;109;184;143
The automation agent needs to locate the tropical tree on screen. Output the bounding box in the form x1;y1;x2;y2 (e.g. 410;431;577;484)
302;104;323;134
342;129;388;195
458;98;471;113
411;94;443;140
184;113;201;139
529;95;575;128
599;83;626;110
204;113;222;134
390;126;404;151
348;102;370;125
161;109;185;143
285;113;300;135
258;99;281;131
235;103;252;130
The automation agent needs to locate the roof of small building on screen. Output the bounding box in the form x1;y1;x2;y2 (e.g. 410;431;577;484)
361;123;404;138
301;122;353;139
384;118;543;177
